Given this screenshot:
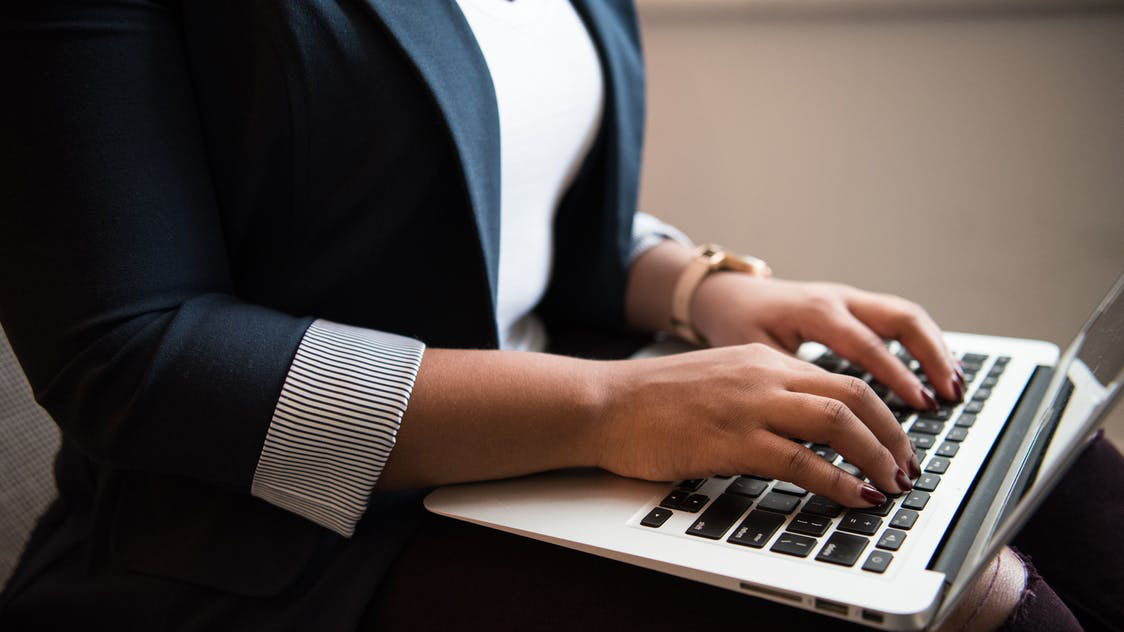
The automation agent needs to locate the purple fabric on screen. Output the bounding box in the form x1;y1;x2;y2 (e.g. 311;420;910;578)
997;549;1083;632
1008;432;1124;632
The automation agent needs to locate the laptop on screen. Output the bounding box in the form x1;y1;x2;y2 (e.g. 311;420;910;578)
425;272;1123;630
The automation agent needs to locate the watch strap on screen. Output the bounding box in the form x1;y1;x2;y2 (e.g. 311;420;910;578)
669;244;772;346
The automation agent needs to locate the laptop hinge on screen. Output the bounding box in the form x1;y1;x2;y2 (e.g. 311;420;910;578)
927;365;1055;581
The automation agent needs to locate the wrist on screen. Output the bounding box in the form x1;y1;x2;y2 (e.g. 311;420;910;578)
624;240;695;334
573;358;617;469
583;358;639;471
690;271;759;347
669;245;772;346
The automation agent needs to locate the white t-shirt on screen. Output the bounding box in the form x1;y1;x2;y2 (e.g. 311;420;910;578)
454;0;605;351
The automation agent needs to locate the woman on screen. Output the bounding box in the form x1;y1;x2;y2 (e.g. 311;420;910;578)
0;1;1118;630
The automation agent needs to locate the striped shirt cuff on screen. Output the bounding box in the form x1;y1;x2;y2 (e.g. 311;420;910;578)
251;319;425;537
629;211;693;263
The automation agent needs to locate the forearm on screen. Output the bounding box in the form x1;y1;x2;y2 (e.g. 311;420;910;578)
377;348;608;490
624;239;694;334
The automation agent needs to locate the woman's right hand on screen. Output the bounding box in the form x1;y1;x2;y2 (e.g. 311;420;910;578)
594;342;919;507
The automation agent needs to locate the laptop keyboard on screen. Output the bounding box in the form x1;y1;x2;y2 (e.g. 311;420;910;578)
636;346;1011;575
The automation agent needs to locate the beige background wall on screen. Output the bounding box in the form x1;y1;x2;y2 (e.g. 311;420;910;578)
635;4;1124;445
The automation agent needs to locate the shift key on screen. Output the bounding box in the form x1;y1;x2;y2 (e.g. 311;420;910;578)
728;510;786;548
687;493;752;540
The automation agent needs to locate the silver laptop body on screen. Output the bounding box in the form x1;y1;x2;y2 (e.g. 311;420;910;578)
426;273;1123;630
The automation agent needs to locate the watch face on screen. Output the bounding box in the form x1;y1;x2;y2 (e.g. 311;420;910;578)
723;253;772;277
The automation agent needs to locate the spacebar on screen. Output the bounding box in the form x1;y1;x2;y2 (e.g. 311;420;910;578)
687;493;752;539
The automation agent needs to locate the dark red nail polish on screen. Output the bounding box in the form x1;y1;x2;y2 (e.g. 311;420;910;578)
860;483;887;505
955;367;966;385
920;387;938;411
909;454;922;478
952;379;964;402
895;467;913;492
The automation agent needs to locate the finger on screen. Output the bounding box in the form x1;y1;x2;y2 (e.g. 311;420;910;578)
813;308;937;412
764;385;912;493
849;294;961;402
741;430;888;509
785;371;919;479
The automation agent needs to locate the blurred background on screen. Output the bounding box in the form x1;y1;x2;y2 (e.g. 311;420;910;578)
634;0;1124;445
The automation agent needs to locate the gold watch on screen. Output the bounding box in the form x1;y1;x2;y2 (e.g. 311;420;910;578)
670;244;772;345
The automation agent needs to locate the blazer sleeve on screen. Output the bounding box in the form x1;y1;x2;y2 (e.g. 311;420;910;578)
0;2;422;536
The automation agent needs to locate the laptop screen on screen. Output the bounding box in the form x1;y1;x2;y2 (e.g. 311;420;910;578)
993;271;1123;546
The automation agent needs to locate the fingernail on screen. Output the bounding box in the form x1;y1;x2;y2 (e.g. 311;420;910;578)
909;454;922;478
860;483;887;506
951;379;964;402
895;467;913;492
919;387;938;411
955;367;966;385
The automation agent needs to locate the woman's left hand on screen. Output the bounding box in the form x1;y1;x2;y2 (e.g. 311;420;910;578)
690;273;965;411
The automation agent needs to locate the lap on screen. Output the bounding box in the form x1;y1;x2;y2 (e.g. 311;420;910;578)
360;511;871;632
362;434;1124;632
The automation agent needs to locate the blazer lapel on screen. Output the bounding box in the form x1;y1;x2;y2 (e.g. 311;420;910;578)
568;0;646;263
361;1;502;318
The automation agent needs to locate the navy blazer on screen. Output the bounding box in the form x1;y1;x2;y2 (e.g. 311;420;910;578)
0;0;645;626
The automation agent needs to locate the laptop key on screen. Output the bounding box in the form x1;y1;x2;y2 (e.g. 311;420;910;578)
924;458;950;474
811;444;839;462
946;427;969;442
726;476;769;498
683;494;710;513
773;481;808;497
816;532;869;567
839;511;883;536
641;507;673;528
728;510;785;548
902;490;930;510
771;532;819;558
814;352;846;372
955;413;977;428
918;408;953;422
972;388;992;401
837;461;863;478
936;442;960;458
891;509;919;530
660;490;688;510
788;512;832;537
909;433;936;450
687;493;752;540
961;353;989;366
803;495;844;518
981;376;999;388
915;473;941;491
964;401;984;414
863;550;894;573
863;498;896;517
988;364;1006;378
910;419;944;435
677;479;706;491
876;529;907;551
757;491;801;514
994;356;1011;366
